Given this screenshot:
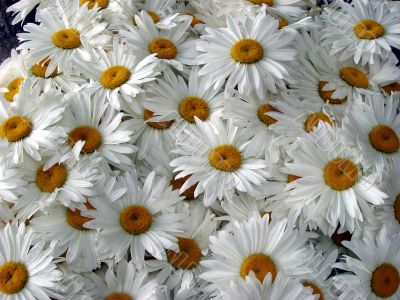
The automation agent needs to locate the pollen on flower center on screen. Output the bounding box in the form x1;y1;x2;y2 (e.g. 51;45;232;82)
104;293;132;300
324;158;358;191
354;19;385;40
144;109;175;129
31;58;59;78
371;263;400;298
167;237;201;269
318;81;347;104
68;126;102;154
339;67;369;89
170;174;198;200
248;0;273;6
0;262;28;294
231;39;264;64
304;112;332;132
66;202;94;231
4;77;24;102
36;164;68;193
148;38;177;59
179;96;209;123
0;115;32;143
100;66;131;89
369;125;399;154
80;0;109;9
257;103;278;126
240;253;277;283
52;29;81;49
120;205;153;235
209;145;242;172
394;194;400;223
303;282;324;300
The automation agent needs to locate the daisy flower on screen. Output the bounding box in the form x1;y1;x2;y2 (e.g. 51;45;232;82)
120;11;197;72
0;82;66;165
84;171;186;264
321;0;400;65
334;228;400;299
220;271;315;300
90;259;158;300
146;202;217;291
284;122;387;234
0;222;63;299
73;37;159;110
343;93;400;174
145;67;223;127
18;0;110;77
29;202;100;272
170;117;270;206
196;12;297;97
201;213;313;290
61;91;137;169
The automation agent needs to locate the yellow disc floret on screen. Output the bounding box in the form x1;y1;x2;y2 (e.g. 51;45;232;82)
240;253;277;283
4;77;24;102
0;262;28;294
304;113;332;132
100;66;131;89
249;0;273;6
120;205;153;235
339;67;369;89
104;293;132;300
36;164;68;193
68;126;102;154
179;96;209;123
303;282;324;300
79;0;109;9
144;110;175;129
66;202;94;231
257;103;278;126
318;81;347;104
167;237;201;269
324;158;358;191
31;59;59;78
209;145;242;172
0;116;32;143
369;125;399;154
148;38;177;59
371;264;400;298
52;29;81;49
231;39;264;64
354;19;385;40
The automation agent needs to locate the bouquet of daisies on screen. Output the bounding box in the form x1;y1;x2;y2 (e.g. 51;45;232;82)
0;0;399;299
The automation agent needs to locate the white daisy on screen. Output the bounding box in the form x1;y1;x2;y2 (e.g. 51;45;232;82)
220;271;315;300
334;228;400;300
0;82;66;165
321;0;400;65
120;11;197;72
196;12;297;97
0;222;64;299
201;213;313;290
73;37;159;109
343;93;400;174
84;171;186;264
283;122;387;234
170;116;270;206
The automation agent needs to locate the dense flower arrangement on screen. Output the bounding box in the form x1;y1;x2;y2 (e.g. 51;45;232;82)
0;0;400;299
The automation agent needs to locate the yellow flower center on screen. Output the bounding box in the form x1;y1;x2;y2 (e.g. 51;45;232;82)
36;164;68;193
143;109;175;129
209;145;242;172
339;67;369;89
66;202;94;231
324;158;358;191
170;174;198;200
287;174;301;183
100;66;131;89
68;126;102;154
331;229;352;246
147;11;160;23
231;39;264;64
79;0;109;9
371;264;400;298
183;12;204;27
278;17;289;29
369;125;399;154
249;0;273;6
167;237;201;269
119;205;153;235
382;82;400;94
257;103;278;126
318;81;347;105
4;77;24;102
104;293;132;300
394;194;400;223
304;112;332;133
52;29;81;49
303;282;324;300
148;38;177;59
354;19;385;40
0;262;28;294
31;58;59;78
179;96;209;123
0;116;32;143
240;253;277;283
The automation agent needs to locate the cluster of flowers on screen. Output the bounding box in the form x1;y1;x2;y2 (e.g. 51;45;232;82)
0;0;400;299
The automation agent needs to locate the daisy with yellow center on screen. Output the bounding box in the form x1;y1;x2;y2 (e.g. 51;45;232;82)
284;122;387;233
334;229;400;299
84;171;186;264
201;213;313;290
171;117;270;206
